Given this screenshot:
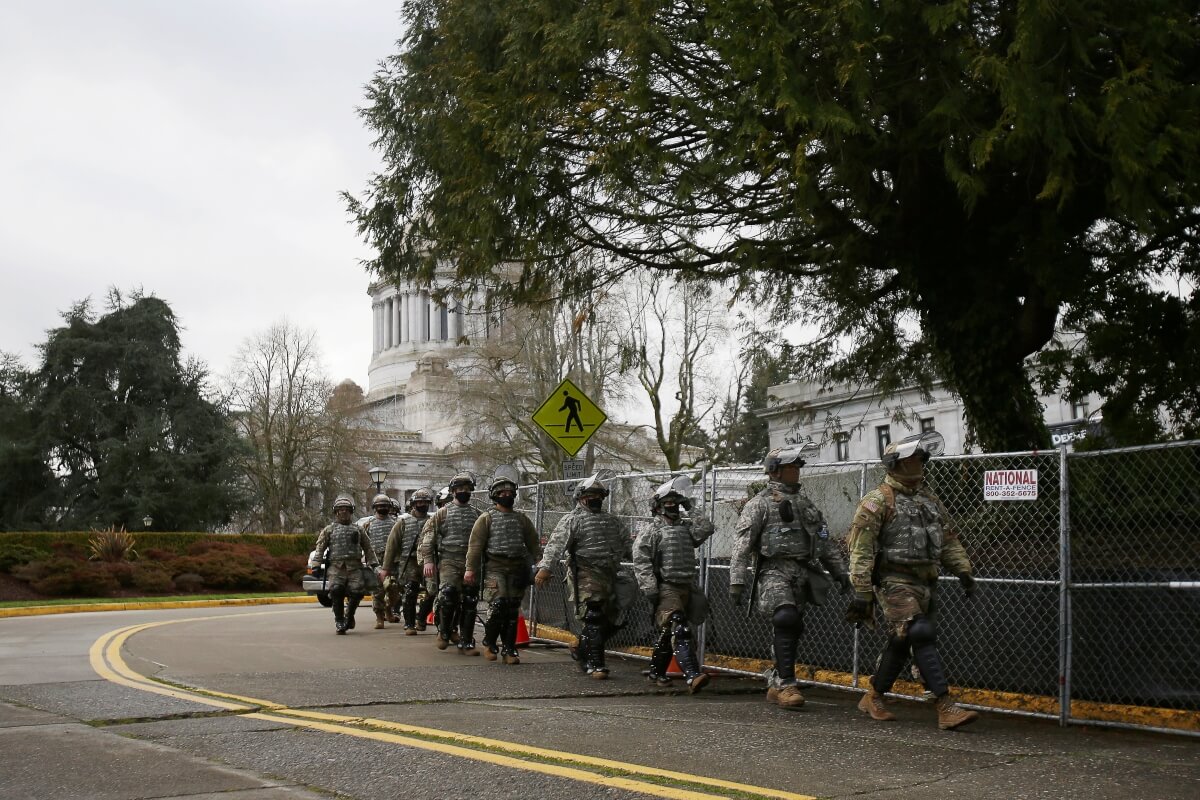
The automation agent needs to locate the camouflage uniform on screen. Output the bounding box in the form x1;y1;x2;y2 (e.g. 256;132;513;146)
363;513;398;626
540;506;631;625
732;481;848;702
848;468;979;729
418;500;481;652
313;521;378;633
383;509;432;632
467;508;541;661
847;475;971;637
634;512;714;690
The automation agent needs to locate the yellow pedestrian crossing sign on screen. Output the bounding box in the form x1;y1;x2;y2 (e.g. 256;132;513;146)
532;378;607;457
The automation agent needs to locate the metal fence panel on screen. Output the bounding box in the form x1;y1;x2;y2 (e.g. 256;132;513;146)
518;444;1200;736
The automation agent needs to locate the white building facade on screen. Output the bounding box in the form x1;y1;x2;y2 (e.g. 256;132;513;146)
760;379;1103;462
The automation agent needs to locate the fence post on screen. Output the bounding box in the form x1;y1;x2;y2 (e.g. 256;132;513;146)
851;462;868;689
697;466;711;668
531;480;545;637
1058;447;1072;727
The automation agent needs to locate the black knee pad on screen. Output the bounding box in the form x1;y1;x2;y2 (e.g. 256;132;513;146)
771;604;803;635
582;602;606;625
439;584;459;604
907;615;937;647
668;610;691;640
487;598;506;616
461;584;479;605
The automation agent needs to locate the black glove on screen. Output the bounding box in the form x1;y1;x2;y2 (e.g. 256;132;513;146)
836;574;853;595
845;597;873;625
957;573;977;598
730;584;745;606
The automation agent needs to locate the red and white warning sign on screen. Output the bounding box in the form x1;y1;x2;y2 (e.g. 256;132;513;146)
983;469;1039;501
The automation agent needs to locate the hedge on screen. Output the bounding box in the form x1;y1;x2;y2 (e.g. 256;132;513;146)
0;532;314;558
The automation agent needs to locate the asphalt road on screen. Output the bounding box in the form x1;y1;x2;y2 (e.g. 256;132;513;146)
0;602;1197;800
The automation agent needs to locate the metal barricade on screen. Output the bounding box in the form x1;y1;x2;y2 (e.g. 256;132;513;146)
519;443;1200;737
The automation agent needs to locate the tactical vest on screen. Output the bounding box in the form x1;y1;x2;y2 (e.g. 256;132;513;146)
399;514;426;558
655;521;697;583
438;503;479;555
756;489;824;559
365;516;393;557
570;511;623;570
328;523;362;563
879;491;945;566
486;510;528;559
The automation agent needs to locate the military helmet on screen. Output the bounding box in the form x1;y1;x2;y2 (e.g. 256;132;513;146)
650;475;694;515
449;472;476;491
488;465;520;502
371;493;391;509
391;497;402;512
411;487;434;503
572;472;611;502
332;495;354;512
435;486;452;507
881;431;945;471
763;442;821;474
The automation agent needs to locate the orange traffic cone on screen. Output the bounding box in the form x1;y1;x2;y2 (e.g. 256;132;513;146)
515;614;531;647
666;655;684;677
427;611;435;625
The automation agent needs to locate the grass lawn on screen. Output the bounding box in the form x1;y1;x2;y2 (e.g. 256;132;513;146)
0;592;309;609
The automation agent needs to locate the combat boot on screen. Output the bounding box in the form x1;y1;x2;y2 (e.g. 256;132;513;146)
502;649;521;665
858;688;897;721
484;645;498;661
685;673;710;695
335;619;347;635
935;694;979;730
387;611;401;624
436;635;450;650
767;684;805;709
459;640;480;657
374;612;386;630
415;618;428;632
404;626;417;636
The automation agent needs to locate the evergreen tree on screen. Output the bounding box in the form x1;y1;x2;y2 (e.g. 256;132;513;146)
27;292;244;531
347;0;1200;450
0;353;53;530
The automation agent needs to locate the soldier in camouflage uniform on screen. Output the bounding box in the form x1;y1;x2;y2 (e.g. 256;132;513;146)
312;496;380;635
535;473;631;679
363;494;399;629
381;487;434;635
845;431;980;730
466;466;541;665
419;473;483;654
633;476;714;694
730;445;851;710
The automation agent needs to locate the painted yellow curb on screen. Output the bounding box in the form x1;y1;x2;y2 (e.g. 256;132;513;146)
533;624;1200;734
92;614;816;800
0;595;317;619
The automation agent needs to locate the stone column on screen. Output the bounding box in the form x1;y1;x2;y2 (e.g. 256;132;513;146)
372;303;380;354
383;298;392;349
448;297;461;342
392;295;401;347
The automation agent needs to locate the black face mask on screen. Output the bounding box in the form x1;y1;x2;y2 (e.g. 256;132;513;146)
412;503;430;516
496;494;516;509
661;503;681;520
455;492;472;504
585;497;604;511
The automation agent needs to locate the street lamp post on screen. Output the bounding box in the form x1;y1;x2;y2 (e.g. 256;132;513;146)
142;515;153;530
368;465;388;495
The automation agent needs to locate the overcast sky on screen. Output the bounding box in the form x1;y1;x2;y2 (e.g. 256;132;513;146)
1;1;402;390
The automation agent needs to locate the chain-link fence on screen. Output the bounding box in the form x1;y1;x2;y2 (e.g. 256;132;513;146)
514;442;1200;736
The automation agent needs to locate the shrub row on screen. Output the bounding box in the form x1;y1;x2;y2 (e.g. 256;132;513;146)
1;534;312;598
0;532;312;559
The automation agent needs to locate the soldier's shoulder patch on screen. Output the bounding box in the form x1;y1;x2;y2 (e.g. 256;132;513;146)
862;500;880;514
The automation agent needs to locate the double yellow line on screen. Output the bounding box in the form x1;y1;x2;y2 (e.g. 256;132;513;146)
89;613;814;800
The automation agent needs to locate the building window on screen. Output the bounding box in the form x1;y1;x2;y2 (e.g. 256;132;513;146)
835;432;850;462
1071;398;1090;420
920;416;935;433
876;425;891;457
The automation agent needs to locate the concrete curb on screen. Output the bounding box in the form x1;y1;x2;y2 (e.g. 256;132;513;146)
0;595;317;619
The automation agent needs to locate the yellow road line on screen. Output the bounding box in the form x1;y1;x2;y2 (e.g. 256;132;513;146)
3;595;316;618
91;614;815;800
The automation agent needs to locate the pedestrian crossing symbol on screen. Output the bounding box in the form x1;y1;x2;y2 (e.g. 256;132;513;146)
532;378;607;457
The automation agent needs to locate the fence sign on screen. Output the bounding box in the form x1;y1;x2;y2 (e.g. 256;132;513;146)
983;469;1039;500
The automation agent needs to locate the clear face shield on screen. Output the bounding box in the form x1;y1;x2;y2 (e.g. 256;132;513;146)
653;475;694;517
766;442;822;474
884;431;946;469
